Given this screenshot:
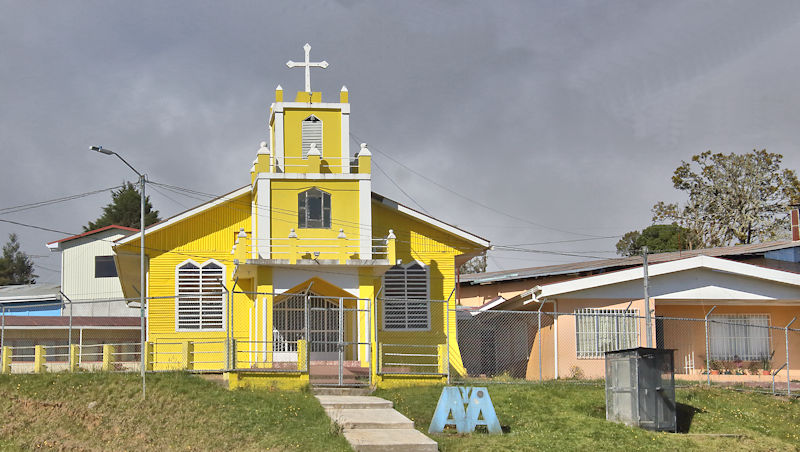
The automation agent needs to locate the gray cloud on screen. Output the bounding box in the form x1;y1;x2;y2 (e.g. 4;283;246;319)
2;0;799;281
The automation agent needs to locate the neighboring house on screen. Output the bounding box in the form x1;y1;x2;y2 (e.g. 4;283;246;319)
486;255;800;380
458;215;800;380
112;78;489;387
0;226;141;364
460;235;800;308
46;224;140;314
0;283;61;316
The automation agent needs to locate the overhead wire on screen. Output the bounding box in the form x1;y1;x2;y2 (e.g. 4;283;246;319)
348;134;430;214
149;180;485;253
350;131;615;239
0;184;127;216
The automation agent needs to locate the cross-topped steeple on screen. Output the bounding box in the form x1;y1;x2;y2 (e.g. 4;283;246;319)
286;43;329;93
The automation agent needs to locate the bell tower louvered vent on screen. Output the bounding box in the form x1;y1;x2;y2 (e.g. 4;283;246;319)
301;115;322;159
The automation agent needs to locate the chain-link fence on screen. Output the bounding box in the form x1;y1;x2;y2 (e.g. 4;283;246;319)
4;295;797;396
451;306;800;396
376;299;448;377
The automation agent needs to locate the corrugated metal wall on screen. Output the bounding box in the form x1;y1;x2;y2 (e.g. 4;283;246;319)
61;230;134;316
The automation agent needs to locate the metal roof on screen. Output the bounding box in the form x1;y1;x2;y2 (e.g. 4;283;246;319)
0;283;60;301
461;240;800;285
46;225;138;248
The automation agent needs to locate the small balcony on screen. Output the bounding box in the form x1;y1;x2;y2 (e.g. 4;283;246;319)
231;229;396;273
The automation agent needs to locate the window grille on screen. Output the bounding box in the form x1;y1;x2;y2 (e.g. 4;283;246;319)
298;188;331;228
176;260;225;331
94;255;117;278
575;308;639;359
382;262;430;331
709;314;770;361
301;115;322;159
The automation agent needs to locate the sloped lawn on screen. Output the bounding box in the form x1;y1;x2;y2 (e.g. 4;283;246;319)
0;372;349;451
375;381;800;451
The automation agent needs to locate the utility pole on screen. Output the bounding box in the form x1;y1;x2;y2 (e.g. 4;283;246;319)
91;146;147;399
642;246;653;348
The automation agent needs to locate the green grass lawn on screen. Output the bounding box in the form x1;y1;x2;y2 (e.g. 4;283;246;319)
2;374;799;451
375;382;800;451
0;372;350;452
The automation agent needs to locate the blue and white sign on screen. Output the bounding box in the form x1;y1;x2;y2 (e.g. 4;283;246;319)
428;386;502;434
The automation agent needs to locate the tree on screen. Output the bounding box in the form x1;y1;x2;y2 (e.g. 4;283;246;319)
615;224;699;256
459;252;488;274
0;233;37;285
85;182;160;231
652;150;800;248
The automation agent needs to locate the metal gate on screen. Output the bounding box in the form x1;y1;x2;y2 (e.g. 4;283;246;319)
273;293;372;386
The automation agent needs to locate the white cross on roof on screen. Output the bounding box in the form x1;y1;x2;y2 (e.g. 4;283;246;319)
286;43;329;93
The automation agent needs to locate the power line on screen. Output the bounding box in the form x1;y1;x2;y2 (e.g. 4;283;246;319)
491;245;616;260
373;157;430;214
0;218;77;236
0;201;460;284
0;184;126;216
351;131;614;239
349;135;430;214
493;235;622;247
150;181;485;252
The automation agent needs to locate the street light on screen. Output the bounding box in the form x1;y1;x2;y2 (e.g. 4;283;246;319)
91;145;147;399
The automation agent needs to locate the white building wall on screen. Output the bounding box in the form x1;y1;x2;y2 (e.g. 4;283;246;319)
59;230;137;317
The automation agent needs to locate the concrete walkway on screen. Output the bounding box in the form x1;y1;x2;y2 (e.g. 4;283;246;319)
315;392;438;452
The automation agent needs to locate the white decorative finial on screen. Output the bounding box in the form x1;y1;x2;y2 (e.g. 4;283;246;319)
341;85;348;92
276;84;282;90
387;229;396;239
338;228;346;239
358;143;371;157
258;141;270;155
288;228;298;238
286;43;329;93
308;142;321;156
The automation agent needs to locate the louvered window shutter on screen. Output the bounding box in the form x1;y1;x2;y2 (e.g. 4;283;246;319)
301;115;322;159
382;263;430;330
176;260;225;331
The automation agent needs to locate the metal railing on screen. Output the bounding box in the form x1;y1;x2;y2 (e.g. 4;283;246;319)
378;343;444;375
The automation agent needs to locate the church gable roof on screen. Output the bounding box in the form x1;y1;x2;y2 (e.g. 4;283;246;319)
116;186;251;246
371;192;489;248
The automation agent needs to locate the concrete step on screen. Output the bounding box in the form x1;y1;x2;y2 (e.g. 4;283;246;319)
343;428;438;452
332;408;414;430
312;386;372;396
316;395;393;410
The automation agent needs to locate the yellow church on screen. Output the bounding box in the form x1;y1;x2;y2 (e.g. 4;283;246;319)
114;44;489;389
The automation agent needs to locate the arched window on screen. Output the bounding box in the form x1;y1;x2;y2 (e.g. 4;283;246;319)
301;115;322;159
175;260;225;331
382;261;430;331
298;187;331;228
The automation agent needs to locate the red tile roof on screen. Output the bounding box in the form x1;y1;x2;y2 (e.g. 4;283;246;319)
46;225;138;246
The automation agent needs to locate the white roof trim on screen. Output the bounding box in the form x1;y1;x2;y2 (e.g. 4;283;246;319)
117;186;251;245
374;195;490;248
0;294;61;304
522;255;800;304
477;296;506;313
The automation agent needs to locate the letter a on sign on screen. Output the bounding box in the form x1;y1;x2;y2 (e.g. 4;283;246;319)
428;387;467;433
465;388;502;434
428;386;502;434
